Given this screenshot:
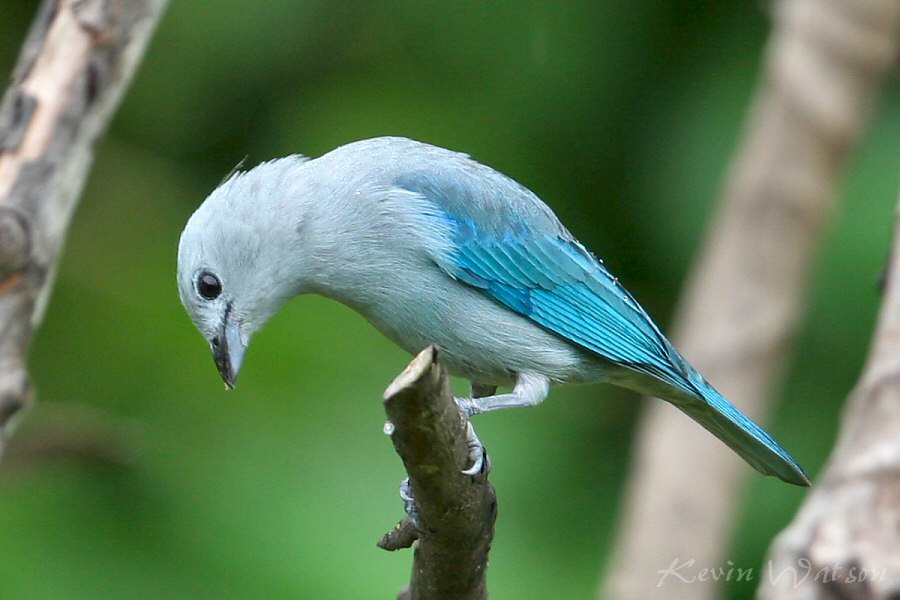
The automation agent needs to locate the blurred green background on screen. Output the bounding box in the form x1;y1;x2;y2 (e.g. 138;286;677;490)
0;1;897;598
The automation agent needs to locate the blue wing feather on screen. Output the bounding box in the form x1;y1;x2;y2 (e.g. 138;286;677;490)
452;226;693;393
394;169;688;387
393;166;809;486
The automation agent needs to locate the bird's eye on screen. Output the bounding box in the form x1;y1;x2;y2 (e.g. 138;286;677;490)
197;272;222;300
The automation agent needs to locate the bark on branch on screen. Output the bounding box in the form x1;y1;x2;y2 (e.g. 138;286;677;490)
0;0;168;458
604;1;900;598
760;194;900;599
379;346;497;600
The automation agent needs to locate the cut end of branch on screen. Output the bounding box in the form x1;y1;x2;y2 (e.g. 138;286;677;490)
383;345;438;401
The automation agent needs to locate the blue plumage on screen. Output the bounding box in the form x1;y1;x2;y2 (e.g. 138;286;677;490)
178;136;809;486
398;169;688;389
397;163;808;486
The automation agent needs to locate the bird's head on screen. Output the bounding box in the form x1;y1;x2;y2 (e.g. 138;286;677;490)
177;157;310;388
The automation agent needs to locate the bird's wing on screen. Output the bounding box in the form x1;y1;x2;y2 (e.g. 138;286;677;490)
451;220;694;392
393;169;809;486
395;171;693;394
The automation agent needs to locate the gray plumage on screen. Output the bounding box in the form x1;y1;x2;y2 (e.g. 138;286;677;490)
177;136;809;486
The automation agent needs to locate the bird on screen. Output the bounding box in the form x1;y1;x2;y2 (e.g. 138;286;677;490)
176;136;809;487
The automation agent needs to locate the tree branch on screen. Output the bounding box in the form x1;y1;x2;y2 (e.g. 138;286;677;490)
760;192;900;598
0;401;140;476
0;0;168;458
379;346;497;600
603;1;900;598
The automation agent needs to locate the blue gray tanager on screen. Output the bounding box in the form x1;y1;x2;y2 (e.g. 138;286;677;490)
177;136;809;486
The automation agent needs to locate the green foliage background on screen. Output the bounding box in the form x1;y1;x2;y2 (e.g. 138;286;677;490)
0;2;896;598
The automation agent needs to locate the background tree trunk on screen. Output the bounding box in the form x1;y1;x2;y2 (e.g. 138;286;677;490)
0;0;168;458
760;191;900;598
603;1;900;598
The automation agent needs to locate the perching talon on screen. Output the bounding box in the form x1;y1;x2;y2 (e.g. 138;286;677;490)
461;421;489;476
399;477;419;524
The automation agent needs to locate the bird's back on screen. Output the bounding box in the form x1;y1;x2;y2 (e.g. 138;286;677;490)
320;139;688;385
311;138;808;485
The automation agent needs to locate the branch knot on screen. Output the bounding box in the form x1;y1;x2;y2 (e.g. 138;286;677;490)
0;208;31;284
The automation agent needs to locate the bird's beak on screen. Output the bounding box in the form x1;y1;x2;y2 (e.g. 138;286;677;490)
212;319;245;389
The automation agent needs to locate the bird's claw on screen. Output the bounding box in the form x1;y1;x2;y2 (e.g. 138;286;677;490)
461;420;490;476
453;397;489;475
399;477;419;524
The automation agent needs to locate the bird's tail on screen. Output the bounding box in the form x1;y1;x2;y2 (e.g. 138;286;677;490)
671;372;810;486
613;363;809;486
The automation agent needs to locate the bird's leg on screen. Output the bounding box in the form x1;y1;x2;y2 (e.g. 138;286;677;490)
471;382;497;399
455;373;551;416
455;373;550;475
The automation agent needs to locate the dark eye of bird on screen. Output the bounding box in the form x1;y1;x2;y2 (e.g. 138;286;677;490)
197;272;222;300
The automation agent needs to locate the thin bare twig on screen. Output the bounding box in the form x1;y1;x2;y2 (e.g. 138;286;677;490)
379;346;497;600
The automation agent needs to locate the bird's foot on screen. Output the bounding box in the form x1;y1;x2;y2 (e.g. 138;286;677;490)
456;374;550;415
453;397;491;476
454;396;483;418
399;477;419;525
462;420;490;476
